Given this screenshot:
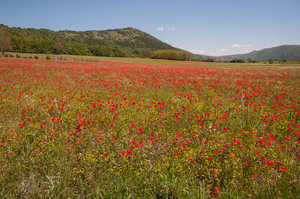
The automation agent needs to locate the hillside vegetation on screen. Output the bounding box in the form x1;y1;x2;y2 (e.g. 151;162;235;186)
0;24;192;60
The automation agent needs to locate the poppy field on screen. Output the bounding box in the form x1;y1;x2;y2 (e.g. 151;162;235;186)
0;57;300;198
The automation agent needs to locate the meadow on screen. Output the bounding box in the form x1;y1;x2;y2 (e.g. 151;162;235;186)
0;56;300;198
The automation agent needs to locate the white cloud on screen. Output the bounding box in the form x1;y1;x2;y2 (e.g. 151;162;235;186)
156;27;163;31
230;44;252;48
167;27;178;30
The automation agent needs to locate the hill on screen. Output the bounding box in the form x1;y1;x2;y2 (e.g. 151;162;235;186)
221;45;300;61
0;24;178;54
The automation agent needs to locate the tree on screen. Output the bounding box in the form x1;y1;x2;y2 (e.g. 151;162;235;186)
53;42;64;54
69;43;88;55
247;57;254;63
268;58;274;64
142;48;153;57
0;35;13;54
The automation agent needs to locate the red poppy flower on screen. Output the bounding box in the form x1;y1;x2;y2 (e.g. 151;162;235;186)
175;132;182;137
215;187;219;196
174;151;179;156
126;150;132;156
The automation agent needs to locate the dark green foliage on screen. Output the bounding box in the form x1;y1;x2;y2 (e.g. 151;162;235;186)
46;55;51;60
203;57;215;62
34;55;39;59
268;58;274;64
152;50;191;61
113;48;125;57
16;54;20;58
69;43;88;55
230;58;245;63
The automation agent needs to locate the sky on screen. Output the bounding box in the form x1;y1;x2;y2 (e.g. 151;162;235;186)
1;0;300;56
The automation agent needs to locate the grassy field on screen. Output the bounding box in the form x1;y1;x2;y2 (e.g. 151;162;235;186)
0;56;300;198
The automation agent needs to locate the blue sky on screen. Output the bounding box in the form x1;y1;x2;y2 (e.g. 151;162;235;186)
1;0;299;56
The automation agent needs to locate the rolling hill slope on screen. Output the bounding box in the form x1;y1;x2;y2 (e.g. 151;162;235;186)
222;45;300;61
0;24;177;52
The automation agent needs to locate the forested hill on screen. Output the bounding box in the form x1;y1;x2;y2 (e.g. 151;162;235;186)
0;24;177;55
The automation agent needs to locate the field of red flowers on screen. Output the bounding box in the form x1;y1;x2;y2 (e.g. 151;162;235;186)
0;57;300;198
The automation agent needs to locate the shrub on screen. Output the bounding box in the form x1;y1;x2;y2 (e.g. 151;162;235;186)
9;54;13;58
4;54;8;57
34;55;39;59
23;56;27;59
28;56;32;59
16;54;20;58
268;59;274;64
46;55;51;60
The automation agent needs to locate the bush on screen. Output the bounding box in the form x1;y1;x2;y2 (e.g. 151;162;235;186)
23;56;27;59
10;54;13;58
16;54;20;58
4;54;8;57
34;55;39;59
29;56;32;59
46;55;51;60
268;59;274;64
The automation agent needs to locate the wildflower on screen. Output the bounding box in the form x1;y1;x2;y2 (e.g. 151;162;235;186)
215;187;219;196
104;153;108;157
280;168;288;172
174;151;179;156
175;132;182;137
126;150;132;156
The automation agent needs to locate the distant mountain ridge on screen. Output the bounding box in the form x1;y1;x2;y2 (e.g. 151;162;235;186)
221;45;300;61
